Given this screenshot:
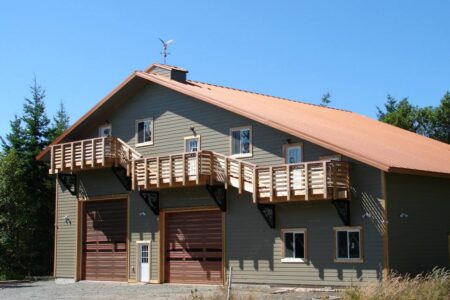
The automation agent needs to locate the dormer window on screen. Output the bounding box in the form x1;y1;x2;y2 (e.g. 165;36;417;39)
136;118;153;147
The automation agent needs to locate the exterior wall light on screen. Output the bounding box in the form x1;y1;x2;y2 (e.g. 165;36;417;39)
139;212;146;217
399;213;408;218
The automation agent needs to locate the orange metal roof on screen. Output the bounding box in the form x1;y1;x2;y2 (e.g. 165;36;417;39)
37;65;450;177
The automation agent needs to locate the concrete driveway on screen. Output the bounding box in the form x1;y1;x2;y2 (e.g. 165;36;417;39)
0;280;341;299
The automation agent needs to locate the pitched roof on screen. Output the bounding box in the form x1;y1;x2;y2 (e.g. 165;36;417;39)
37;65;450;178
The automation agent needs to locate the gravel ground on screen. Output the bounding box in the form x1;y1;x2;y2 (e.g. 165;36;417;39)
0;280;342;300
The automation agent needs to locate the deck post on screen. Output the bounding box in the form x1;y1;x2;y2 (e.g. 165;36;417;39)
286;165;291;201
196;152;200;185
169;155;173;186
61;144;65;171
101;138;105;166
209;152;214;185
224;157;228;189
323;161;328;199
238;161;243;194
156;157;160;188
80;140;85;169
252;167;257;203
91;139;96;167
304;163;309;201
269;166;273;202
182;153;186;185
144;158;148;189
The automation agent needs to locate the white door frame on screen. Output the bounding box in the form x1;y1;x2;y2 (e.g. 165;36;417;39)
136;241;151;283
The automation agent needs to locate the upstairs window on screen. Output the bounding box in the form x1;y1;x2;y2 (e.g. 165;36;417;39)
98;124;112;137
136;118;153;146
284;143;302;164
334;227;363;262
281;228;307;263
184;136;200;152
230;126;252;158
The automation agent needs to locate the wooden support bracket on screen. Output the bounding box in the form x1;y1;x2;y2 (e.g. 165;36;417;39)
257;203;276;228
139;190;159;215
111;166;132;191
206;184;227;212
58;173;77;196
332;200;350;226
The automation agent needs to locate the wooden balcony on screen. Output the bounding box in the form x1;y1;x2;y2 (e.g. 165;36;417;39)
133;150;349;203
49;137;142;174
255;160;350;203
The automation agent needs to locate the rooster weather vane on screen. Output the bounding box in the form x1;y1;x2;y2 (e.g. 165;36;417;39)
159;38;174;64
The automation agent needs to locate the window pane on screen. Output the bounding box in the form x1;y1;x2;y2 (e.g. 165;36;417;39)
284;233;294;258
241;129;250;154
138;122;145;143
186;139;198;152
232;130;241;154
287;147;301;163
144;121;151;142
294;233;305;259
337;231;348;258
349;231;360;258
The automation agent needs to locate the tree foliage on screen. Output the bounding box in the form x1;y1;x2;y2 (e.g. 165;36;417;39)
320;92;331;107
0;78;69;278
377;92;450;144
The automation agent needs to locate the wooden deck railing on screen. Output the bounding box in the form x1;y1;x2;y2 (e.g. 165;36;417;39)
133;150;349;203
256;160;350;203
49;137;142;174
49;137;349;202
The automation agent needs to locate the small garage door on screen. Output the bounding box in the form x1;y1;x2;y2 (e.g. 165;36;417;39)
165;210;223;284
82;199;127;281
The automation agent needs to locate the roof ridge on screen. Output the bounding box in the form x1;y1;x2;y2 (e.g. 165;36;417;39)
187;79;352;113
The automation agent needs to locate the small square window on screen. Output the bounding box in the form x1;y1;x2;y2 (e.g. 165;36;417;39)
281;229;307;263
334;227;363;262
136;118;153;146
284;143;302;164
98;124;112;137
184;136;200;152
230;126;252;158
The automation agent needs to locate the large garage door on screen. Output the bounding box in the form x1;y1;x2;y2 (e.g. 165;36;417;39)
165;210;223;284
82;199;127;281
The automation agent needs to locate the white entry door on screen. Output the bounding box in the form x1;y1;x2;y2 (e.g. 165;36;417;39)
139;243;150;282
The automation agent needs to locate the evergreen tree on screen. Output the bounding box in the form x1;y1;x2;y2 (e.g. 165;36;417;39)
320;92;331;107
0;77;55;278
48;102;70;141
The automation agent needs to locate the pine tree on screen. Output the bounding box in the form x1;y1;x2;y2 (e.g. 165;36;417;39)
0;77;55;278
320;92;331;107
48;102;70;142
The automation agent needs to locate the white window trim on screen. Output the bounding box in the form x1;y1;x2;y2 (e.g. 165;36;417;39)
333;226;363;263
283;142;303;164
230;126;253;158
135;240;151;282
135;118;154;147
281;228;307;263
98;124;112;137
184;135;201;152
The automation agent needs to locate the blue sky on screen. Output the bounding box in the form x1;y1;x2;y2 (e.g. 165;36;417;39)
1;1;449;138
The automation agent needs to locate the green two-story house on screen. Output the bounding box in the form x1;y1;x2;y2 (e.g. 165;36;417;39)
37;63;450;286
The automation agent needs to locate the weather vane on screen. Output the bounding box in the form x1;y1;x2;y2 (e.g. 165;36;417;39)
159;38;174;64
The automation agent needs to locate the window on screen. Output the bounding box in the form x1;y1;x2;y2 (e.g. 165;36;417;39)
281;228;307;263
334;227;363;262
136;118;153;146
284;143;302;164
98;124;112;137
230;126;252;157
184;136;200;152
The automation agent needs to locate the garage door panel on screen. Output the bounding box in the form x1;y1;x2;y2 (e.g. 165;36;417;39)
165;210;223;284
82;199;127;282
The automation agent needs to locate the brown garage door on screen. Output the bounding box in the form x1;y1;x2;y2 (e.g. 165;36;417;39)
82;199;127;281
165;210;223;284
